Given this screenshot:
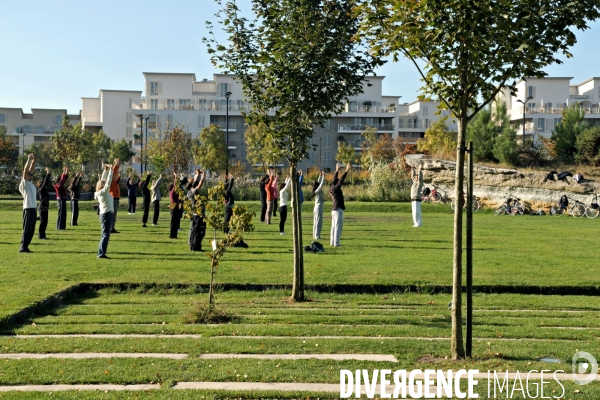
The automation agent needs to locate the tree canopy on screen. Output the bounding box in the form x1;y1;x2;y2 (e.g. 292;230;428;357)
193;124;228;174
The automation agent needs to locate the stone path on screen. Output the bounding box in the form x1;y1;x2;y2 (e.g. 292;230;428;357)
0;353;187;360
199;353;398;362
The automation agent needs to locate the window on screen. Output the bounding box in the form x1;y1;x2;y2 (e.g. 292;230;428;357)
198;115;206;129
198;99;207;110
0;114;4;123
527;103;536;112
150;99;158;110
322;119;331;130
537;118;545;132
148;114;157;129
554;117;562;128
128;98;133;109
241;150;246;161
236;100;245;110
423;106;429;117
398;118;403;129
365;118;374;126
54;115;63;125
218;83;230;96
323;133;331;148
545;102;552;111
126;112;132;123
126;127;133;138
353;118;362;126
323;151;331;165
165;114;173;126
150;82;159;96
33;136;50;142
179;99;191;109
167;99;175;110
527;85;536;98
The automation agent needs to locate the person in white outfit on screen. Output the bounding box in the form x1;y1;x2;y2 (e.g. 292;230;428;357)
312;171;325;239
95;164;114;258
411;165;423;227
19;153;37;253
329;162;350;247
278;176;291;234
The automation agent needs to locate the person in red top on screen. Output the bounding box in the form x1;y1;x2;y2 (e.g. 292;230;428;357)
265;169;274;224
103;159;121;233
54;166;69;230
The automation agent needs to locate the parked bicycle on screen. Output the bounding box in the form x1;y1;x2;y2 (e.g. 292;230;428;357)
584;194;599;219
450;190;480;211
495;194;524;216
421;185;444;204
550;195;585;217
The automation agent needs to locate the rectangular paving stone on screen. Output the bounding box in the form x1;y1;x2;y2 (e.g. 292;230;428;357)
199;353;398;362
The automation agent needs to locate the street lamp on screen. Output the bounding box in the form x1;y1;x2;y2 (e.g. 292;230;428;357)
516;96;534;137
144;116;149;173
225;91;232;177
136;114;144;173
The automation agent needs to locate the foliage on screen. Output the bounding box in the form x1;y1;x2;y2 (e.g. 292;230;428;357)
182;302;239;324
109;139;135;164
50;116;111;169
367;161;410;202
358;126;379;169
552;104;589;163
0;126;19;167
180;181;255;310
370;133;396;164
467;107;495;162
205;0;382;301
417;119;456;159
359;0;600;359
193;124;228;174
244;122;284;171
24;142;61;170
516;134;548;167
146;125;194;174
575;126;600;166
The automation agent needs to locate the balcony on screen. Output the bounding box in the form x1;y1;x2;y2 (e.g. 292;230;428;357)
12;126;62;135
215;122;237;131
345;104;396;113
337;123;394;132
135;98;249;112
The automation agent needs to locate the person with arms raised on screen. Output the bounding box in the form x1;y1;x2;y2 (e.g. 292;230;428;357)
330;162;350;247
19;153;37;253
54;166;69;230
95;164;114;259
37;167;51;240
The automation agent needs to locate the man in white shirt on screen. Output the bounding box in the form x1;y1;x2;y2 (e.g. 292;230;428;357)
95;164;114;258
19;153;38;253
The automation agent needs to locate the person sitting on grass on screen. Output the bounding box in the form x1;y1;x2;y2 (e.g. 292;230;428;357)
19;153;37;253
95;164;114;259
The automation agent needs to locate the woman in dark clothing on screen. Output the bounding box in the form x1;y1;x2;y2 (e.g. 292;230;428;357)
139;171;152;227
258;173;269;222
37;167;51;239
223;176;235;234
54;166;69;230
187;169;206;251
168;173;180;239
126;174;140;214
69;172;82;226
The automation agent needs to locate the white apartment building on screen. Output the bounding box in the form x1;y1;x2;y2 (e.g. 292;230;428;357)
0;108;81;154
81;72;401;172
500;77;600;138
397;100;457;142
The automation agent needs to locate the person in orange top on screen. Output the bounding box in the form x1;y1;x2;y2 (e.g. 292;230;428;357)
102;159;121;233
265;169;274;224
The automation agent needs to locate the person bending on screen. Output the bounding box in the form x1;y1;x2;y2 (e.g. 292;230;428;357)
330;162;349;247
19;153;37;253
37;167;51;240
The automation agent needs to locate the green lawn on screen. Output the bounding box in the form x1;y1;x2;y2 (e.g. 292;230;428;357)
0;201;598;398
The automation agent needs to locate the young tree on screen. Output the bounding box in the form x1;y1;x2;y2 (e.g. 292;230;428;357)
193;124;228;174
0;126;19;167
417;119;456;158
491;101;519;165
552;104;589;163
360;0;600;359
146;125;194;174
109;139;136;164
205;0;382;301
575;126;600;166
245;122;284;171
466;107;496;162
51;115;85;168
371;133;397;164
359;126;379;169
336;141;357;183
24;142;61;170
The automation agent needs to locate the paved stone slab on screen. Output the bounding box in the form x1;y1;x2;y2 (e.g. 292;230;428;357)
199;353;398;362
0;384;159;392
11;334;203;339
0;353;187;360
208;335;578;342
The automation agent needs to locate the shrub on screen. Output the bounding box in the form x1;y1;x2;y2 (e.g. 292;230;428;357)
368;162;410;202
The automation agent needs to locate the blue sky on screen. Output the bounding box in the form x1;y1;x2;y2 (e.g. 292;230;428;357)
1;0;599;114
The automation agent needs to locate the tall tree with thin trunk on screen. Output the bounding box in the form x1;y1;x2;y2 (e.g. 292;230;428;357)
205;0;382;301
359;0;600;359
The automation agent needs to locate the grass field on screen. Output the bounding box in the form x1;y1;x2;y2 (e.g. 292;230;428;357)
0;200;599;398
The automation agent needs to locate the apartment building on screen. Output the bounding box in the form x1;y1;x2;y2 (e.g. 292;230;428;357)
500;77;600;138
396;100;457;143
0;108;81;154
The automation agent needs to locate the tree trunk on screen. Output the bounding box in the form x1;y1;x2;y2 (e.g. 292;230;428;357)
451;118;466;360
289;164;305;301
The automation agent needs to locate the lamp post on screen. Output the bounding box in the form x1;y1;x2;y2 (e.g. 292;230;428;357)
136;114;144;173
516;96;534;138
319;137;323;167
225;91;232;177
144;116;149;173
